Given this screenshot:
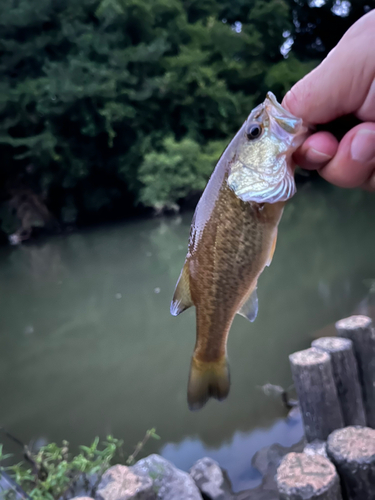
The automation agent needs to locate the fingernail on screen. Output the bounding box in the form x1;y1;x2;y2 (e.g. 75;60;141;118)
305;148;333;163
351;130;375;163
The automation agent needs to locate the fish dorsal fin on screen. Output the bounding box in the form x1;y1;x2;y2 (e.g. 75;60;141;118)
266;230;278;267
238;288;258;322
170;262;193;316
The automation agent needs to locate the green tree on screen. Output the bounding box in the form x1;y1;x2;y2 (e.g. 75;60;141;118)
287;0;375;60
0;0;373;230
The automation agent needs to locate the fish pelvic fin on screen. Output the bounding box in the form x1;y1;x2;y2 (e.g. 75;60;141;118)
187;356;230;411
238;288;258;322
170;261;193;316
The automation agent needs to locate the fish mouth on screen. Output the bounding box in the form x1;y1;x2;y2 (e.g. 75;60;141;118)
266;92;297;120
265;91;309;147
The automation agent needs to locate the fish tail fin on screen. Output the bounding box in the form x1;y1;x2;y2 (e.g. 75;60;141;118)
187;356;230;411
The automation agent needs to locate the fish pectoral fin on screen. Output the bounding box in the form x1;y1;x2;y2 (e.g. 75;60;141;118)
170;262;193;316
267;230;278;267
187;356;230;411
238;288;258;322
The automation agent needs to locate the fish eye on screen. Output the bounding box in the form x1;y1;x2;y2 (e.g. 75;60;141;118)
246;123;262;140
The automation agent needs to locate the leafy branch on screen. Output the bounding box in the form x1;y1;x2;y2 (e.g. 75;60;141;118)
126;428;160;466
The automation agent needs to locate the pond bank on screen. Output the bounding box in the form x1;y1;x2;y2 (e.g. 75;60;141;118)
64;437;304;500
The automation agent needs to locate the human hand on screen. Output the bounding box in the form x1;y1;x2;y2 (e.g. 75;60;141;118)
282;9;375;191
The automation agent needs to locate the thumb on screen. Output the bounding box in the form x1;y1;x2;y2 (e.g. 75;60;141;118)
282;10;375;125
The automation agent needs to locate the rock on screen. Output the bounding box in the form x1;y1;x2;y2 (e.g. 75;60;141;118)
95;464;155;500
236;488;278;500
66;473;98;498
71;497;95;500
132;454;202;500
0;470;29;499
286;405;301;423
251;441;304;479
190;457;233;499
304;439;328;458
235;440;305;500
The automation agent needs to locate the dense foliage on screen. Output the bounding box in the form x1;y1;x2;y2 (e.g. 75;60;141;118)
0;0;373;235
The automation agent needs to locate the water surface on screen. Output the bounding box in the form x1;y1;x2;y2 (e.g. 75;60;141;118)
0;183;374;491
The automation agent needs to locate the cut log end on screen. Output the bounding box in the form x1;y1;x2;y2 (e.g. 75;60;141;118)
289;347;330;366
335;315;373;333
277;452;342;500
327;426;375;465
312;337;352;353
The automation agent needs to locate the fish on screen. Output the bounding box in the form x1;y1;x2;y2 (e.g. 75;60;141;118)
170;92;308;411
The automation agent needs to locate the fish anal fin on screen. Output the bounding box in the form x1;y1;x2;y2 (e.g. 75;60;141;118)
187;356;230;411
170;262;193;316
238;288;258;323
267;230;278;267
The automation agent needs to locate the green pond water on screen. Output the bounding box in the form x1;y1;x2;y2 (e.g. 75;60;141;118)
0;182;374;492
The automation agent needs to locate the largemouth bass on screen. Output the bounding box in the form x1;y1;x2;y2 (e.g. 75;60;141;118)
171;92;307;411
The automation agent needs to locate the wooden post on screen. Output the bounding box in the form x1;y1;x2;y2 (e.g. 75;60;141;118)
277;452;342;500
327;426;375;500
311;337;366;426
289;348;344;442
335;315;375;427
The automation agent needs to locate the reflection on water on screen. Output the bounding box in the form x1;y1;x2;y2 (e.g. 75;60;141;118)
161;415;303;491
0;183;374;491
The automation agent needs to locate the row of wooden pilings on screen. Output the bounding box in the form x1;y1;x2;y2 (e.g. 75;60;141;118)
276;315;375;500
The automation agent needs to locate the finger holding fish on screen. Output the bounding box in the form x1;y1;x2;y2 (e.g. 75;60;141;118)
295;123;375;190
